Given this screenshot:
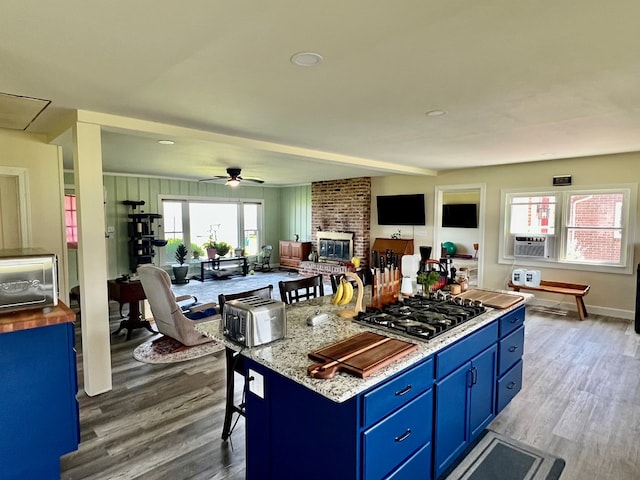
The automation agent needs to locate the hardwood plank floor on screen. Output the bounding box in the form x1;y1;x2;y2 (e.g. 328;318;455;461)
61;301;640;479
490;308;640;480
61;304;247;480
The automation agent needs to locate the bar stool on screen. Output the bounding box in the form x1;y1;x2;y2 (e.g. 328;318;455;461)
278;274;324;304
218;284;274;441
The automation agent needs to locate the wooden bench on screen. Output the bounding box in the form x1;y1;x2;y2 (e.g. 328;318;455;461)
508;280;591;320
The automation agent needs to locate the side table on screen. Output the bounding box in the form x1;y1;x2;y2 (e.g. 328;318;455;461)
193;256;249;282
107;279;156;340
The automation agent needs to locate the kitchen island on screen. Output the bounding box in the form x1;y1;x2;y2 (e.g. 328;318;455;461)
197;291;526;479
0;303;80;480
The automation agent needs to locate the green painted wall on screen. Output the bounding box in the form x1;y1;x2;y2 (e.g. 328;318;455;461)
279;185;312;244
64;173;312;278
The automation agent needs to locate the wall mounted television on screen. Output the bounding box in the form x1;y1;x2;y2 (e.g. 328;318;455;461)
442;203;478;228
376;194;426;226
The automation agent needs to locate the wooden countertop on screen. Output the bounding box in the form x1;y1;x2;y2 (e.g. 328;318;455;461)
0;302;76;334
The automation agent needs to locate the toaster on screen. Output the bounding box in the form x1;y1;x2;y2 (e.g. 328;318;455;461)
222;296;287;347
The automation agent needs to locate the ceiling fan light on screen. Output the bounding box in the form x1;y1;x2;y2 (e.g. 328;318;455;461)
226;178;240;187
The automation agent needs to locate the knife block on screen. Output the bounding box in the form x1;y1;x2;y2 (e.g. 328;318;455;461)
369;269;400;310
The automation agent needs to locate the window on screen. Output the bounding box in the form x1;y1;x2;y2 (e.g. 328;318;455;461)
159;196;263;264
64;194;78;248
502;185;636;272
509;195;557;236
565;193;623;263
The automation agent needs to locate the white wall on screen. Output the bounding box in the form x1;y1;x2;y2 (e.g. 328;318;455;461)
0;129;68;299
372;152;640;318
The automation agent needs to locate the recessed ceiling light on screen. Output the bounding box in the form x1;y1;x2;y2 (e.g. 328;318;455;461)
426;110;447;117
290;52;323;67
158;139;175;145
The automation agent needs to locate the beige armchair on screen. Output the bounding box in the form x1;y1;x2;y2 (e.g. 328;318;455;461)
137;264;217;346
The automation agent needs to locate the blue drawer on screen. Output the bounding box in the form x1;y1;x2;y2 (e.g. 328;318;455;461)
386;441;431;480
436;322;498;380
496;360;523;413
363;389;433;480
362;357;434;428
498;326;524;376
499;305;525;338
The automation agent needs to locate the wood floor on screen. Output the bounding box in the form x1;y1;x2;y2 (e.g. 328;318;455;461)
61;304;640;480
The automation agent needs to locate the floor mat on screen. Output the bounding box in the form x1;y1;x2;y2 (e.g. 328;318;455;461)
443;430;565;480
133;335;224;364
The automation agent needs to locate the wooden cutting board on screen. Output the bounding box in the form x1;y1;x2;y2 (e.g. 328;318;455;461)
455;288;524;309
308;332;418;379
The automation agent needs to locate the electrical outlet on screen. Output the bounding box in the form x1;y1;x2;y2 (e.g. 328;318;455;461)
248;369;264;399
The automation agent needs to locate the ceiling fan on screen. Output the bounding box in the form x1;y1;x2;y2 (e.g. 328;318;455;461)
199;167;265;187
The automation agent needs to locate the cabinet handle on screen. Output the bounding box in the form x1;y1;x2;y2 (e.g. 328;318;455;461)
471;366;478;385
395;384;413;397
394;428;412;443
507;381;517;390
508;346;518;353
510;317;519;323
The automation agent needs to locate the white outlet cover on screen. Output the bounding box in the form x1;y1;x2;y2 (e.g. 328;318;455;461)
248;369;264;399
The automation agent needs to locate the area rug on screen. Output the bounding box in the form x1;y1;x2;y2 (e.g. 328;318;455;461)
443;430;565;480
133;335;225;364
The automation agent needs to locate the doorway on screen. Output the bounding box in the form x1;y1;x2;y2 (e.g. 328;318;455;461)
434;184;485;287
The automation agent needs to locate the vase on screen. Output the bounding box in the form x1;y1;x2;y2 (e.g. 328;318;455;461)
206;248;217;259
172;265;189;284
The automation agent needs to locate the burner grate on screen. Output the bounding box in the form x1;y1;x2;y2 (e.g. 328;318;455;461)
354;296;486;342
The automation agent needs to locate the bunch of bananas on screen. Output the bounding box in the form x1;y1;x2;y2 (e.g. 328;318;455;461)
332;277;354;306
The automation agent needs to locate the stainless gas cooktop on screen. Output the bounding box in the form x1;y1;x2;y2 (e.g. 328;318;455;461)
353;293;485;342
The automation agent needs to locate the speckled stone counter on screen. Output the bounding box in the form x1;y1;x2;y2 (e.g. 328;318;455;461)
196;291;526;403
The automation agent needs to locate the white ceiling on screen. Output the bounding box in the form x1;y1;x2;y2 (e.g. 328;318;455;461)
1;1;639;186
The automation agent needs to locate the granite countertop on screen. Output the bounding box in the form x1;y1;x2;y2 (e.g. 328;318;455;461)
0;302;75;334
196;290;526;403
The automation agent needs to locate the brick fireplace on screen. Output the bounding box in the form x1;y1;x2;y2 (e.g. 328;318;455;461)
299;177;371;279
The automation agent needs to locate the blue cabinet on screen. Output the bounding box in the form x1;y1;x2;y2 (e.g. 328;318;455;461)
0;321;79;479
496;304;525;415
242;305;525;480
433;323;498;478
245;356;434;480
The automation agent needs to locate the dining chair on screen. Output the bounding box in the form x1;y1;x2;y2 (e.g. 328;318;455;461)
278;274;325;304
217;284;274;441
329;269;372;294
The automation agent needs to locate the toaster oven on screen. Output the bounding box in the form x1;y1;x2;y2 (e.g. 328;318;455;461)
222;295;286;347
0;248;58;313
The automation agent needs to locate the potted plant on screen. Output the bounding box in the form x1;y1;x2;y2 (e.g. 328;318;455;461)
417;270;441;295
190;243;204;260
213;241;231;257
203;237;217;259
172;243;189;284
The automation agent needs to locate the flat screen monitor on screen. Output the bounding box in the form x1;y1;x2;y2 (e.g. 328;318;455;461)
376;194;426;226
442;203;478;228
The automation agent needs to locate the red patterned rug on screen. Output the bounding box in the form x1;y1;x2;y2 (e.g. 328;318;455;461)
133;335;225;364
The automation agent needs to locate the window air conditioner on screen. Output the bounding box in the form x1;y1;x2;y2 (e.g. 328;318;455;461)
513;235;554;259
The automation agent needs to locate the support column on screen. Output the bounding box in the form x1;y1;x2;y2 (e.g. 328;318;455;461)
73;121;112;395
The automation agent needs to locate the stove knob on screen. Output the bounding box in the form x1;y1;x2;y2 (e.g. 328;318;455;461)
474;300;483;308
463;298;474;307
453;297;464;306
